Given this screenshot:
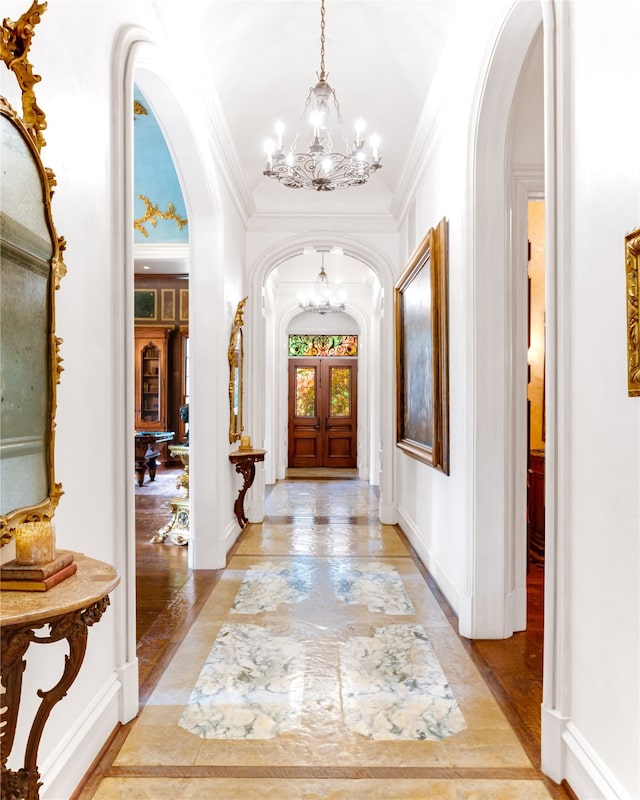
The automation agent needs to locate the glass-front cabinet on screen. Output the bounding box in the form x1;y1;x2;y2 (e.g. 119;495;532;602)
134;326;172;430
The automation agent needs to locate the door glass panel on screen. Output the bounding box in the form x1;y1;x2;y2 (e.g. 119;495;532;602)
295;367;316;417
330;367;351;417
142;343;160;423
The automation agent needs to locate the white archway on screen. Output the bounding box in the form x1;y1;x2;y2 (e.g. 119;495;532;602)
246;234;396;523
467;0;571;781
110;27;230;718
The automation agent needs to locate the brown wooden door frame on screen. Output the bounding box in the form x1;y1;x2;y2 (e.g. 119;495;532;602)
288;358;357;468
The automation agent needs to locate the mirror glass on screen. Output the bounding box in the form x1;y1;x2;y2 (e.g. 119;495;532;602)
0;104;61;537
228;298;246;443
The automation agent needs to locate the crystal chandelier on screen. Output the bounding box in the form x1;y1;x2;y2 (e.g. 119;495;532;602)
263;0;382;191
298;252;346;314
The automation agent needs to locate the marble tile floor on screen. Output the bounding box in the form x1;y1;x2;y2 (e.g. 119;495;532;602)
85;477;570;800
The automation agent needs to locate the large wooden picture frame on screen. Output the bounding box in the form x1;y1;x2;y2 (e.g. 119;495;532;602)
625;225;640;396
395;217;449;473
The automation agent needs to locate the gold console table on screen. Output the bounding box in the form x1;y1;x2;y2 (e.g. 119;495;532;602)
228;448;266;528
0;553;119;800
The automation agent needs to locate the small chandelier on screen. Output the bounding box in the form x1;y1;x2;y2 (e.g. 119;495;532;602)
263;0;382;191
298;252;346;314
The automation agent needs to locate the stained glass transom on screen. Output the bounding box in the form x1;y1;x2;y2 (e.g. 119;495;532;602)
288;335;358;357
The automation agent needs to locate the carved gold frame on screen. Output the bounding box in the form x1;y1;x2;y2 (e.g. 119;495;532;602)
228;297;247;444
1;2;66;542
625;226;640;397
394;218;449;474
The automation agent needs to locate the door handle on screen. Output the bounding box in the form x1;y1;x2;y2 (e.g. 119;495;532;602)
324;417;329;431
314;420;321;431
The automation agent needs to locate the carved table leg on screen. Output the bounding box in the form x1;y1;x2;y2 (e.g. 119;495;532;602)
232;460;256;528
1;597;110;800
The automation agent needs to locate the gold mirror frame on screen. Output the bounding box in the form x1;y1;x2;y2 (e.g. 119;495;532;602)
228;297;247;444
626;226;640;397
1;1;65;544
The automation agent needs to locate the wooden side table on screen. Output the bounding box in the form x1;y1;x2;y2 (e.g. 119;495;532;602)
1;553;119;800
228;448;266;528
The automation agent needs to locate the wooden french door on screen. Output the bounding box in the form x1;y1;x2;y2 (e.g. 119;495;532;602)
288;358;357;468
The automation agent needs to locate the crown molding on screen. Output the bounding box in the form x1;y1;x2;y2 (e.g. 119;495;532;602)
247;210;398;234
198;80;256;225
133;242;189;260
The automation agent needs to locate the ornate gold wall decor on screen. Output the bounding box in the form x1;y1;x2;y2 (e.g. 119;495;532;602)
133;99;148;116
133;194;188;238
228;298;247;443
0;0;48;152
625;226;640;396
1;5;65;544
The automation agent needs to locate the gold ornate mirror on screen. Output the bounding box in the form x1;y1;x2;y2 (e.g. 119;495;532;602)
0;2;65;543
228;297;247;444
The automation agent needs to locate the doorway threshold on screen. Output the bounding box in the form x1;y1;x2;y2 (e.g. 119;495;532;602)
285;467;359;480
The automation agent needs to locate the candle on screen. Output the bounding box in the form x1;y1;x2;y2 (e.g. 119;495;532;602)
14;521;56;565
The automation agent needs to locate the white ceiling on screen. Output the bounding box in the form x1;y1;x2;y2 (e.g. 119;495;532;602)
140;0;460;279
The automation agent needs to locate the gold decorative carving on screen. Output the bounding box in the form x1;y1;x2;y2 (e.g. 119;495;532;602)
133;194;188;238
0;0;48;151
625;226;640;396
134;99;148;116
1;11;67;542
228;298;247;444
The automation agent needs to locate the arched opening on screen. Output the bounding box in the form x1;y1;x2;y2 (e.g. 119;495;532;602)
245;242;389;518
111;29;228;718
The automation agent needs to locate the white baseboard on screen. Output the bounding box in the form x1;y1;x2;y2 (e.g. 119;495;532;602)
563;722;633;800
40;673;121;800
117;658;139;722
396;506;461;617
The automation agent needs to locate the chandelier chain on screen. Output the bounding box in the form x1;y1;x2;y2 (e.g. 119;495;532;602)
262;0;382;191
320;0;326;77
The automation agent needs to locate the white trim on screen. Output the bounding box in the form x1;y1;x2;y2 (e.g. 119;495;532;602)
466;0;545;640
396;509;462;619
563;723;634;800
40;675;120;800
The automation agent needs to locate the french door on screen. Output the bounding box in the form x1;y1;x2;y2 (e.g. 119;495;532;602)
288;358;357;468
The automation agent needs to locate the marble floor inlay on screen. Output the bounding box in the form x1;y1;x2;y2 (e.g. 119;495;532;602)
231;561;314;614
331;560;415;614
340;624;466;741
86;478;560;800
179;623;305;739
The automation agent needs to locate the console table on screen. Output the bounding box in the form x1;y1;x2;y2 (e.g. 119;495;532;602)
228;448;266;528
0;553;119;800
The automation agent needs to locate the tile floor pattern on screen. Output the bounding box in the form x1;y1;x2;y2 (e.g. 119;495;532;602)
92;479;556;799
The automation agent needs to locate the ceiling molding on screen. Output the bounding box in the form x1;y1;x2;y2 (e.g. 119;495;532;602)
134;242;189;261
247;211;399;234
198;80;256;225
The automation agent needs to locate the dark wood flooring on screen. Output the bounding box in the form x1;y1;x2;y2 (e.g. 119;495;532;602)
74;468;574;799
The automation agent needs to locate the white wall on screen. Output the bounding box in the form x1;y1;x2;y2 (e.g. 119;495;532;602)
560;2;640;797
1;2;249;797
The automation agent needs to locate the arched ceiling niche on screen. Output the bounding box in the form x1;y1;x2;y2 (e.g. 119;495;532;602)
265;249;381;327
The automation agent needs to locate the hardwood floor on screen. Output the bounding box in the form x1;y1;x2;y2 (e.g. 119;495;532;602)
74;468;573;799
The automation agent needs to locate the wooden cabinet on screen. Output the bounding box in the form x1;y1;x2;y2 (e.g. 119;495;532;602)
135;326;172;430
527;449;545;565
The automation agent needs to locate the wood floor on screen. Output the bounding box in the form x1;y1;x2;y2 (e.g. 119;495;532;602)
74;467;573;800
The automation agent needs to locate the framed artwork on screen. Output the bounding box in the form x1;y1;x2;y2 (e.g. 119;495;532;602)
161;288;175;321
395;217;449;473
180;288;189;321
134;289;156;320
625;225;640;396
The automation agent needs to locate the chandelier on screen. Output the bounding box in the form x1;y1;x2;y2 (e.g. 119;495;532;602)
298;252;346;314
263;0;382;191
